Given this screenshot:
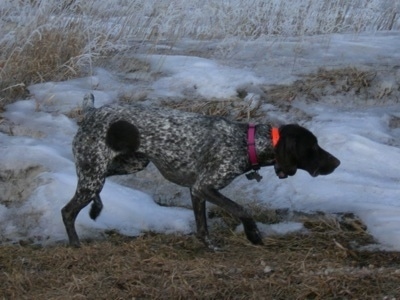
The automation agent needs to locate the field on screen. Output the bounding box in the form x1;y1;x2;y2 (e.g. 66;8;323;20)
1;215;400;299
1;0;399;105
1;0;400;299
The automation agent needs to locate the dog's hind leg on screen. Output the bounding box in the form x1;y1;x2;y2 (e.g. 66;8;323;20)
62;147;108;247
87;152;150;222
62;172;106;247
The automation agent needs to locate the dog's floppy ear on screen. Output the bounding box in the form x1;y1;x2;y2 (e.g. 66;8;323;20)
283;135;298;160
273;126;300;178
275;130;297;163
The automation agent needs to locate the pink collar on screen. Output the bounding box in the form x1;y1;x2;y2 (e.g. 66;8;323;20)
247;124;259;170
247;124;280;170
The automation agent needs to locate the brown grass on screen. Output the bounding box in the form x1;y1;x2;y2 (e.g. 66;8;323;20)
0;166;44;208
161;98;264;121
0;19;88;106
1;216;399;299
263;67;377;104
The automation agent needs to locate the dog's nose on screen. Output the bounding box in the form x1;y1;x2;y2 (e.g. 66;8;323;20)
332;156;341;169
330;155;340;171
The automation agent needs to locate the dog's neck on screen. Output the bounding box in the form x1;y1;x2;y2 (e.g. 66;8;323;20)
248;124;279;168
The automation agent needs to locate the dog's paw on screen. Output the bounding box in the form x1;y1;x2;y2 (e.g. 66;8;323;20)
198;236;221;251
68;239;81;248
241;218;264;245
243;224;264;245
246;229;264;245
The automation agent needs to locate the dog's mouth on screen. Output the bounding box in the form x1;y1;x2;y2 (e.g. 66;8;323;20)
306;163;340;177
297;165;322;177
310;157;341;177
275;162;323;178
274;157;341;179
274;163;297;179
311;169;320;177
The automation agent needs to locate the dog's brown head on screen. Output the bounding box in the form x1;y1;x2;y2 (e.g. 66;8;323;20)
273;124;340;179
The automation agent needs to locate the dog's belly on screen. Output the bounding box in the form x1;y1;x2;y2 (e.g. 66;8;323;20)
150;158;198;187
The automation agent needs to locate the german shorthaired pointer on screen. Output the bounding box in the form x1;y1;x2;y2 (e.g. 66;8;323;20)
62;93;340;248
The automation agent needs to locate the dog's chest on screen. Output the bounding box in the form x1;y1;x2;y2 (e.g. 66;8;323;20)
138;125;210;186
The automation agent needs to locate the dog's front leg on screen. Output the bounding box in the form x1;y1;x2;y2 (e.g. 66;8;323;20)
190;189;219;250
201;188;264;245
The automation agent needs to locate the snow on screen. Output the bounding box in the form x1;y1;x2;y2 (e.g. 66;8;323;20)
1;31;400;250
139;54;264;99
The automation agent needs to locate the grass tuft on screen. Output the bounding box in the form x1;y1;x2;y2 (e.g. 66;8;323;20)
1;14;89;104
262;67;392;105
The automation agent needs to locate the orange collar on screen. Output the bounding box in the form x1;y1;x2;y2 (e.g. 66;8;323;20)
271;127;280;147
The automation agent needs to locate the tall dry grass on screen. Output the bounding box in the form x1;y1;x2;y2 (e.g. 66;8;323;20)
0;0;398;106
0;0;131;105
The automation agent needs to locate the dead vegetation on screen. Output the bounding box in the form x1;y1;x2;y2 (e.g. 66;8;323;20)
1;215;399;299
0;19;89;106
159;67;398;122
0;166;44;208
262;67;398;105
0;2;123;108
161;97;264;121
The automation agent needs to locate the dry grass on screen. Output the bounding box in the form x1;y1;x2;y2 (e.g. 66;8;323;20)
304;67;376;96
0;166;44;208
0;1;124;107
161;98;264;121
208;200;282;230
1;216;399;299
162;67;390;121
263;67;378;104
2;0;397;107
0;18;90;105
64;106;85;122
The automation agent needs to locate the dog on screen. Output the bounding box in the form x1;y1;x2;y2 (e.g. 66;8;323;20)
62;93;340;248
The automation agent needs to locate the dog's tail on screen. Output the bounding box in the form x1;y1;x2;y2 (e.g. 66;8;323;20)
89;194;103;220
106;120;141;153
82;93;95;115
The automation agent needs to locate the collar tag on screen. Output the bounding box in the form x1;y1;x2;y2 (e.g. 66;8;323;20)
246;170;263;182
